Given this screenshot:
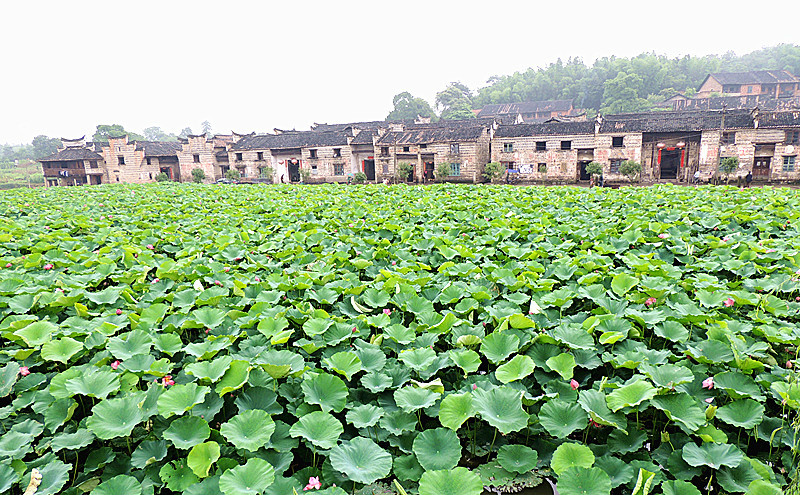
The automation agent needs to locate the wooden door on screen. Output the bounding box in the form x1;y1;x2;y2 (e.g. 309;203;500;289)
753;157;771;179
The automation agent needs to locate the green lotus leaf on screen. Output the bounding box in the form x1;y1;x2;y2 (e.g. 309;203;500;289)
394;386;440;413
160;460;199;491
138;303;169;328
0;431;33;459
384;324;415;344
51;428;94;452
303;318;332;337
682;442;744;470
361;372;393;393
190;307;227;329
745;480;782;495
93;475;143;495
399;347;437;371
714;372;765;401
418;467;483;495
188;441;221;478
85;286;122;305
412;427;461;471
185;355;233;382
14;320;57;347
302;372;348;413
64;368;120;399
131;439;168;468
551;442;595;475
153;333;184;356
480;332;520;364
718;460;761;493
216;360;250;396
379;410;418;435
107;330;153;360
0;464;20;493
557;466;612;495
473;386;528;434
329;437;392;485
594;456;636;488
393;454;424;482
22;461;70;495
221;409;275;452
456;334;481;346
495;354;535;383
438;392;474;430
497;444;538;473
324;351;362;380
545;352;576;379
158;383;210;418
611;273;639;296
539;399;588;438
716;399;765;429
257;349;305;378
87;395;145;439
448;349;481;374
651;393;706;433
606;380;657;412
641;363;695;389
576;389;627;430
0;363;19;398
552;324;595;350
219;458;275;495
185;475;224;495
346;404;384;429
163;415;211;449
661;480;702;495
654;321;690;342
40;337;83;363
289;411;343;450
234;387;282;415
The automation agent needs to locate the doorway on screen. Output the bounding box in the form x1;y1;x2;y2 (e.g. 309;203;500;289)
289;161;300;182
753;157;771;179
578;161;591;181
406;165;415;183
363;159;375;181
660;150;680;179
424;162;434;182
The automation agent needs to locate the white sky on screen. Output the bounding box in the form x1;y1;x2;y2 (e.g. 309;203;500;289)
1;0;797;145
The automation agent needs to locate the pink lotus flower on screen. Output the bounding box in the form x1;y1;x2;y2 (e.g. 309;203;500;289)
658;233;669;239
645;297;657;307
146;244;154;250
788;360;793;369
391;261;396;265
304;477;321;491
352;327;358;333
705;397;714;403
116;309;122;315
151;278;160;284
110;360;120;370
4;263;10;268
215;280;222;286
19;366;30;376
254;277;260;282
570;379;580;390
43;264;54;270
383;309;391;315
766;248;776;253
472;384;478;390
723;297;735;307
162;375;175;386
721;236;730;242
702;377;714;389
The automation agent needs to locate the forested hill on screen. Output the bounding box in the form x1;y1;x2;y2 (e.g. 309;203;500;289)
473;44;800;115
390;45;800;120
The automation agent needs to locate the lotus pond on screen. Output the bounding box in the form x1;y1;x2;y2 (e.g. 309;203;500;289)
0;183;798;495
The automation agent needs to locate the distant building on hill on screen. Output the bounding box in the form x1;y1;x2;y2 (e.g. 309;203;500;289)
475;100;585;123
660;70;800;112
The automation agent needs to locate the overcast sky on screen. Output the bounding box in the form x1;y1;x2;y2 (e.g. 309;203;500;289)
1;0;797;144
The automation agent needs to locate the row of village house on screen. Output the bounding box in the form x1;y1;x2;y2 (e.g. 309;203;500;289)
39;107;800;186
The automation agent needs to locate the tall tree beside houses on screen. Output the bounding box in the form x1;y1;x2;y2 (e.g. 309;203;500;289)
436;82;476;120
142;126;177;142
386;92;436;121
201;121;212;135
30;135;61;159
93;124;144;144
179;127;193;139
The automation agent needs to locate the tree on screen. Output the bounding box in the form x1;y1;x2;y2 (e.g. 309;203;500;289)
586;161;603;177
31;135;61;159
225;168;241;180
155;172;170;182
143;127;170;141
93;125;144;144
353;172;367;184
396;162;414;182
482;162;505;182
619;160;642;182
719;157;739;183
436;82;476;120
435;162;452;181
386;92;435;121
191;168;206;183
201;121;212;136
179;127;193;139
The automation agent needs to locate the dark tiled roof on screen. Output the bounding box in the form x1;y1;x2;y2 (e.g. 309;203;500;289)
708;70;799;85
134;141;183;157
230;131;350;151
600;110;754;133
39;147;104;162
312;121;398;132
758;111;800;128
376;125;486;145
477;100;573;118
680;95;800;112
495;121;594;138
351;129;375;145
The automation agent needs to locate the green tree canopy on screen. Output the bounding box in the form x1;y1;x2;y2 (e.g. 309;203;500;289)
93;125;144;144
31;135;61;159
386;92;435;121
436;82;475;120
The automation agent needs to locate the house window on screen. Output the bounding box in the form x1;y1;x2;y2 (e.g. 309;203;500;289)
450;163;461;176
193;154;200;163
536;141;547;151
382;163;389;173
257;152;264;161
561;141;572;150
748;86;753;93
236;153;243;161
610;159;623;173
722;132;736;145
723;85;739;93
420;144;427;149
538;163;547;173
787;131;800;145
502;161;515;170
146;157;152;165
90;161;98;169
503;143;514;153
333;148;342;157
784;155;796;172
309;149;317;159
403;146;410;153
311;164;318;175
334;164;345;176
118;156;125;165
612;137;624;148
381;147;389;156
450;143;460;154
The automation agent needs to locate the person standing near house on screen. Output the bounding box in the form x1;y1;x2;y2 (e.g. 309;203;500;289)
745;171;753;188
693;169;701;184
